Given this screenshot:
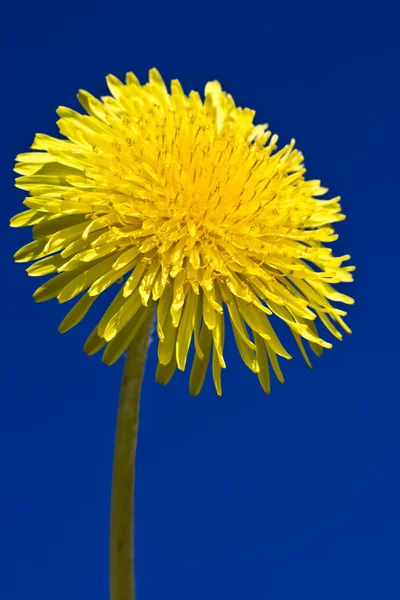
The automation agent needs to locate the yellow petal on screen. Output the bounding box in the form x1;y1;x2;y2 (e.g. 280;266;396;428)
176;289;197;371
27;254;66;276
88;257;138;297
57;253;120;303
219;282;255;350
254;333;271;394
291;331;312;369
139;261;160;306
265;345;285;384
192;292;204;360
10;209;43;228
123;262;147;298
58;293;96;333
235;298;272;341
156;282;173;342
170;271;187;327
211;303;226;369
157;313;178;366
103;290;143;342
212;345;223;396
84;328;107;356
102;303;154;365
156;355;177;386
14;239;48;263
189;324;213;396
97;288;127;337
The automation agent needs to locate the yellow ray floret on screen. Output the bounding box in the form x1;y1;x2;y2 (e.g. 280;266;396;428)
11;69;354;395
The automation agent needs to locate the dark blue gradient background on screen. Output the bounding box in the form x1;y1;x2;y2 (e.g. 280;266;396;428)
1;1;399;599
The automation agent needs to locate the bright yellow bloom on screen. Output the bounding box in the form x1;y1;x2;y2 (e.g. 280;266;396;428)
11;69;354;395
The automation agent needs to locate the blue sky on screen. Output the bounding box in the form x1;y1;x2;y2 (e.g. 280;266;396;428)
1;1;399;599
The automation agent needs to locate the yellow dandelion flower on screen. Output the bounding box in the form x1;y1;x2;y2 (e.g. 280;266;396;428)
11;68;354;395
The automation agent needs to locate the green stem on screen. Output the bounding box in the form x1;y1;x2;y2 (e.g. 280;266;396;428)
110;310;154;600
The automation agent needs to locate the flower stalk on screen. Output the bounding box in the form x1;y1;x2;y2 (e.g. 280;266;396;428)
110;310;154;600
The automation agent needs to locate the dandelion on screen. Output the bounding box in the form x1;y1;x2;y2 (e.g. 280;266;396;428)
11;68;354;395
11;69;354;600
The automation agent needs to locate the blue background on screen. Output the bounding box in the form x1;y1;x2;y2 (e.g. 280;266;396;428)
1;1;399;598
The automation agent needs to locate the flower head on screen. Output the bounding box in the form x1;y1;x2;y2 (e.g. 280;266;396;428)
11;69;354;395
